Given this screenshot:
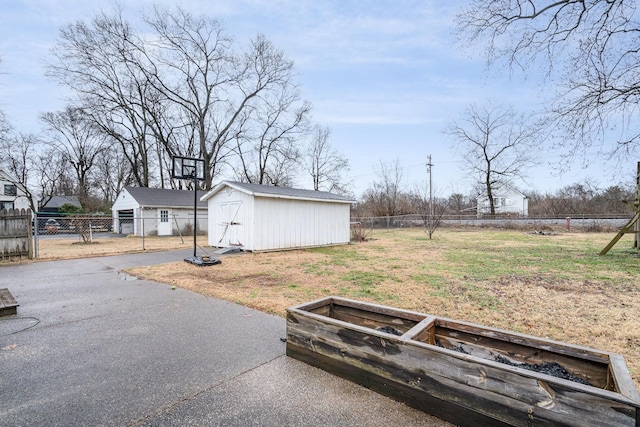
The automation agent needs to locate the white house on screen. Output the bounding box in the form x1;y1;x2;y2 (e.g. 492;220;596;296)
0;169;31;211
112;186;208;236
201;181;355;252
477;184;528;217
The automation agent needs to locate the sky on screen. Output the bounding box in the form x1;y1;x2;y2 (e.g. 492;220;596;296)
0;0;636;198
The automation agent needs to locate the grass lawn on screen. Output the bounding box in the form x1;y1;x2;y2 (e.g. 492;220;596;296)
125;228;640;390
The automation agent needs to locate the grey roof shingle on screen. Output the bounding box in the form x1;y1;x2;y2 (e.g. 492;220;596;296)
212;181;354;203
125;186;207;208
42;195;82;209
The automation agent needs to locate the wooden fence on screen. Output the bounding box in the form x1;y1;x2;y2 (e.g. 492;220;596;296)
0;208;33;259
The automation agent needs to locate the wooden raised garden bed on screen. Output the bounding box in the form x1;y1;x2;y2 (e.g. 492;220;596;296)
286;296;640;426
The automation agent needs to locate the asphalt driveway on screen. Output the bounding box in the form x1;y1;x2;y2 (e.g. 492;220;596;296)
0;250;451;426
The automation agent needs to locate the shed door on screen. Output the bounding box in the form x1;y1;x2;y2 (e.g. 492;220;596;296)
158;209;172;236
218;201;242;246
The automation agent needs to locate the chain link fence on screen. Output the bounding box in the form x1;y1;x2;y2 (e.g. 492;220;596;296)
33;213;208;258
32;212;631;257
351;214;630;236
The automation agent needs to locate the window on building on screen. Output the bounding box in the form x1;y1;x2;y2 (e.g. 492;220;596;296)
494;197;505;207
4;184;17;197
0;201;14;210
160;210;169;222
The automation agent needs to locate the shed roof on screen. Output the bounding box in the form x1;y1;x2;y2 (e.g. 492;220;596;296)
123;186;207;208
201;181;354;204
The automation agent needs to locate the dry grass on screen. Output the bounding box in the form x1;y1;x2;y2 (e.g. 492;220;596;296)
12;235;195;262
126;229;640;390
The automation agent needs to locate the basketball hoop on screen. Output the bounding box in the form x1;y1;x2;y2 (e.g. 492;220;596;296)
172;156;205;181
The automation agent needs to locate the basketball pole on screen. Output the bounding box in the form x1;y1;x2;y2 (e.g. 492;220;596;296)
193;170;197;258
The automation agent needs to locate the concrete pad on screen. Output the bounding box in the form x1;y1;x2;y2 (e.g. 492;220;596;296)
0;251;451;426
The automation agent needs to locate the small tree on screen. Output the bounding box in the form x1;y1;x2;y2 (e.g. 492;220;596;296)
59;204;95;244
410;185;448;239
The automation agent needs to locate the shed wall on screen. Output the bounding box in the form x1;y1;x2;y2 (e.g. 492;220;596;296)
253;197;350;251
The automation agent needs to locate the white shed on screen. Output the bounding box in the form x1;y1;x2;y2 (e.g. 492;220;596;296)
112;186;208;236
201;181;354;252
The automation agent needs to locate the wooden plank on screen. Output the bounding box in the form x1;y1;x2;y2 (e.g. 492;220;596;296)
600;210;640;255
433;327;610;389
610;353;640;403
0;288;18;316
288;300;423;336
435;318;611;364
286;342;512;427
400;315;436;343
330;305;419;333
288;296;335;312
328;296;426;321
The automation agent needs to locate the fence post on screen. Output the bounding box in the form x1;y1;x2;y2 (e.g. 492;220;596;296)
566;217;571;232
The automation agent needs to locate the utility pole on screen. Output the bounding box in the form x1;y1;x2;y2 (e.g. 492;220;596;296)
426;155;434;218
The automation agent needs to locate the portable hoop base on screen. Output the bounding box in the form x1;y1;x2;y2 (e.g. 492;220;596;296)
184;256;221;267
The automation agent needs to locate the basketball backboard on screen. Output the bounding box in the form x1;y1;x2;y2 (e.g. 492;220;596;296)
172;156;205;181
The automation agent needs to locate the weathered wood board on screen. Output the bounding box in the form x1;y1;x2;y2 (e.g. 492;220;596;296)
286;296;640;427
0;288;18;316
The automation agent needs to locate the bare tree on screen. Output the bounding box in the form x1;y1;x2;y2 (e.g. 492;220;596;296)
232;65;311;185
410;184;448;239
447;193;471;215
48;6;310;191
41;107;108;208
34;146;74;210
0;111;9;146
445;102;537;215
361;159;406;219
0;58;10;144
92;143;135;208
305;125;350;193
140;7;239;188
456;0;640;159
48;9;162;188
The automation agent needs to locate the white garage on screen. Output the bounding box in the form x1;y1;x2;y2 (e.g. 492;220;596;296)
201;181;354;252
112;186;208;237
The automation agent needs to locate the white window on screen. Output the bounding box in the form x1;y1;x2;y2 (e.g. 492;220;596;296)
160;210;169;222
4;184;16;197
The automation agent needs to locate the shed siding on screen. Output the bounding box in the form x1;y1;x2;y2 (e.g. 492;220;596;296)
253;197;349;251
